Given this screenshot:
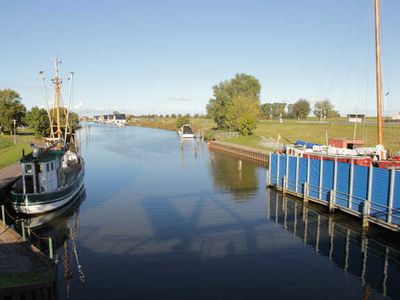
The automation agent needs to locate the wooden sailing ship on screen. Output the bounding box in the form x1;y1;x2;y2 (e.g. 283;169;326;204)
10;58;85;215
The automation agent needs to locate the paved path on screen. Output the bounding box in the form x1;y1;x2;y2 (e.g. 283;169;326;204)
0;163;21;197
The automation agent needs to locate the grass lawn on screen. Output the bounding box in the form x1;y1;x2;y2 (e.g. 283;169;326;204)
0;132;39;169
0;143;32;169
254;120;400;153
127;117;400;153
225;135;264;149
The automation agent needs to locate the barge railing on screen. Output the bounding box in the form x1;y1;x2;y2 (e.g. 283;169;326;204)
267;153;400;232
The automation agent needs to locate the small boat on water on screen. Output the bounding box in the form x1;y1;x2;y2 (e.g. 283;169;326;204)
10;58;85;215
178;124;194;138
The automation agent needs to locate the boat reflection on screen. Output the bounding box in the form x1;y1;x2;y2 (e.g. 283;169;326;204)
266;189;400;299
21;188;87;298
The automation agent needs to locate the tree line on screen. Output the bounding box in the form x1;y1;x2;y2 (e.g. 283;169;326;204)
0;89;79;136
261;99;339;120
206;73;340;135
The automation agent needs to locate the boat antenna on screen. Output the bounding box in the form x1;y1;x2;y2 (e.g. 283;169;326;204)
39;71;55;140
64;72;74;147
374;0;384;145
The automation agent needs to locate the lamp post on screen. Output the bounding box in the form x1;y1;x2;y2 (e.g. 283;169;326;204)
12;119;16;145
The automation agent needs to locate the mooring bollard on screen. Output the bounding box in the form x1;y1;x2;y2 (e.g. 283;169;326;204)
48;238;54;259
1;205;5;226
21;221;26;241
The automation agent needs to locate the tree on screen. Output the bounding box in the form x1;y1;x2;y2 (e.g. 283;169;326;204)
271;103;287;119
260;103;273;119
0;89;26;133
175;116;190;128
206;73;261;130
49;107;80;133
288;99;311;119
225;95;259;135
25;107;50;136
313;99;339;120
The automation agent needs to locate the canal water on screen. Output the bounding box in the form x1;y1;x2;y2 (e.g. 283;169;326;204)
23;124;400;299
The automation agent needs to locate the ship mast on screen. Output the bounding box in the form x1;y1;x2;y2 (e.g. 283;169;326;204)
53;57;63;142
374;0;384;145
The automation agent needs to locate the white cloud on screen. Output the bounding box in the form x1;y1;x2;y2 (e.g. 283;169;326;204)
170;96;192;102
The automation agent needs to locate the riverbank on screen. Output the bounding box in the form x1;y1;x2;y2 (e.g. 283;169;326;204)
127;117;400;153
0;133;42;170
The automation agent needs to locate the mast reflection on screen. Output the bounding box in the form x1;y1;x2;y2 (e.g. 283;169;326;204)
266;189;400;299
22;189;87;298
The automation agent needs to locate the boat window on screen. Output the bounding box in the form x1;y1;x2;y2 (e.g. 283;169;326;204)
25;164;32;174
24;175;34;194
51;162;54;171
46;163;50;172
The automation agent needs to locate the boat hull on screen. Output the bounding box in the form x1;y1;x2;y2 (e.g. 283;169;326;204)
10;158;85;215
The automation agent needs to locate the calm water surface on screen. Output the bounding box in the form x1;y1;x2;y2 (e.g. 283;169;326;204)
31;124;400;299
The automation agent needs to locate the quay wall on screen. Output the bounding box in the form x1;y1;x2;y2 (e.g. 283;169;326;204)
267;153;400;232
208;141;268;165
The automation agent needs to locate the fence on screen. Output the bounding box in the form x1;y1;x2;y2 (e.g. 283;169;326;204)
267;153;400;231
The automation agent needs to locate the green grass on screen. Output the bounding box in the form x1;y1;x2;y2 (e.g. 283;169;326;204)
0;137;12;150
254;120;400;153
0;143;32;169
225;135;264;149
127;117;400;153
0;132;39;169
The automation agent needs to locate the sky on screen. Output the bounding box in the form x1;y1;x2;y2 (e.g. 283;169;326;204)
0;0;399;116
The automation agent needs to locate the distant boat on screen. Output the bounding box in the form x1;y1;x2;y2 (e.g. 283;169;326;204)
10;58;85;215
178;124;194;138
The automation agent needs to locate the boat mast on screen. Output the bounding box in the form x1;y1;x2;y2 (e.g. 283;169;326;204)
53;58;63;142
374;0;384;145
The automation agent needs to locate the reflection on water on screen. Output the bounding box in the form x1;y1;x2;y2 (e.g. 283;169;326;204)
209;152;258;201
22;190;87;298
14;123;399;300
267;189;400;299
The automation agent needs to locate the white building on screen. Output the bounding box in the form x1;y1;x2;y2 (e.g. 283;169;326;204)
347;114;365;123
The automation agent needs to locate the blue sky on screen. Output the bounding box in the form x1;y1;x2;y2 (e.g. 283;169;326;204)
0;0;399;116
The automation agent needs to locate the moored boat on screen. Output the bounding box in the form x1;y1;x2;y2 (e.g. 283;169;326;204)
10;58;85;215
178;124;194;138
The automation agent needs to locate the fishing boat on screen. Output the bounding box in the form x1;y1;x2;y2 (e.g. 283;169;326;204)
285;0;399;169
178;124;194;138
10;58;85;215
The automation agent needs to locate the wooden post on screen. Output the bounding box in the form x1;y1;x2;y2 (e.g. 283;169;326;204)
277;154;280;188
319;156;324;200
295;156;299;193
268;152;272;186
21;221;26;241
388;169;395;223
349;160;354;210
49;238;54;259
282;176;287;194
285;155;289;190
363;200;370;229
238;160;242;170
329;190;336;213
303;182;309;203
1;205;5;226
